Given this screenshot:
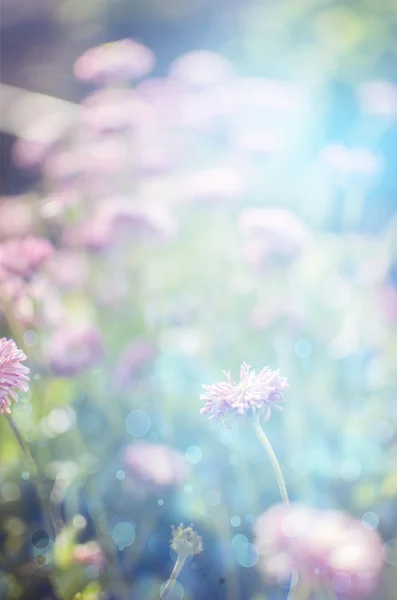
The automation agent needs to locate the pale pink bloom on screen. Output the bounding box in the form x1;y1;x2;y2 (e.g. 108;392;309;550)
74;541;104;571
358;80;397;116
122;442;189;488
0;197;35;240
115;339;158;387
239;208;308;267
225;77;308;113
0;338;30;414
0;236;53;279
63;218;113;253
82;89;155;133
46;325;103;376
169;51;235;88
46;250;88;291
254;504;383;597
12;137;53;169
201;362;288;425
183;168;246;204
320;145;381;176
74;39;155;84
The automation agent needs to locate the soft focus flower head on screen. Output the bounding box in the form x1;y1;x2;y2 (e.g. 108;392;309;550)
74;39;155;85
254;504;383;597
74;541;105;571
0;338;30;414
121;442;189;488
0;197;36;240
200;362;288;426
0;236;53;279
358;80;397;116
46;325;103;377
169;51;235;88
115;339;158;388
170;524;203;557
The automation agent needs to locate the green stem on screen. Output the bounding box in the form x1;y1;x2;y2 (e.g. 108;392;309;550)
7;415;57;538
253;414;289;504
162;554;186;600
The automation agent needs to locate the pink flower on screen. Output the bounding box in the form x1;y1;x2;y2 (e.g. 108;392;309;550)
239;208;308;268
0;338;30;414
183;167;246;204
74;39;155;85
121;442;189;488
46;325;103;376
74;541;104;571
0;197;35;240
254;504;383;597
0;236;53;279
169;51;235;88
200;362;288;425
115;339;158;387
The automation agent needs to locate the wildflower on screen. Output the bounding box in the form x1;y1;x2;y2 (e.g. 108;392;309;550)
121;442;189;488
46;325;103;377
169;50;235;88
74;39;155;85
0;338;30;414
0;236;53;279
239;208;308;268
170;524;203;557
254;504;382;597
200;362;288;425
115;339;158;387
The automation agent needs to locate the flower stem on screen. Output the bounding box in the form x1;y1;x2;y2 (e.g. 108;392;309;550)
287;581;311;600
6;414;57;538
253;414;289;504
162;555;186;600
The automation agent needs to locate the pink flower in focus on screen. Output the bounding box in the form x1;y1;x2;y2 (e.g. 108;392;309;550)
74;39;155;85
46;326;103;376
115;339;158;387
254;504;383;597
0;338;30;414
201;362;288;426
169;51;235;88
0;236;53;279
122;442;189;488
239;208;308;268
74;541;104;571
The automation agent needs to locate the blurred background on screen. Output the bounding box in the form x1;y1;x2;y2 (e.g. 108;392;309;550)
0;1;397;599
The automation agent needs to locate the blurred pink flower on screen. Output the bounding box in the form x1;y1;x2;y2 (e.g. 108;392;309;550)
121;442;189;488
201;362;288;425
225;77;309;113
254;504;383;597
74;541;104;571
0;338;30;414
0;197;35;240
82;89;155;133
115;339;158;387
0;236;53;279
46;250;88;291
74;39;155;85
169;51;235;88
183;167;246;204
46;325;103;376
379;284;397;322
358;80;397;116
239;208;308;268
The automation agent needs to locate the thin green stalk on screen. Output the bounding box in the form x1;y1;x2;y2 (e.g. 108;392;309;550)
253;414;289;504
161;555;186;600
7;414;57;538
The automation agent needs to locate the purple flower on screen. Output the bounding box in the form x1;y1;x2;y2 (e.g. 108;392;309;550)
0;338;30;414
74;39;155;85
200;362;288;425
0;236;53;279
115;339;158;388
254;504;383;598
46;325;103;377
121;442;189;488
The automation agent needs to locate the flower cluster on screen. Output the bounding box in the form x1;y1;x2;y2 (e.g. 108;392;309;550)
201;362;288;425
254;504;383;597
121;442;189;488
170;524;203;557
0;338;30;414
